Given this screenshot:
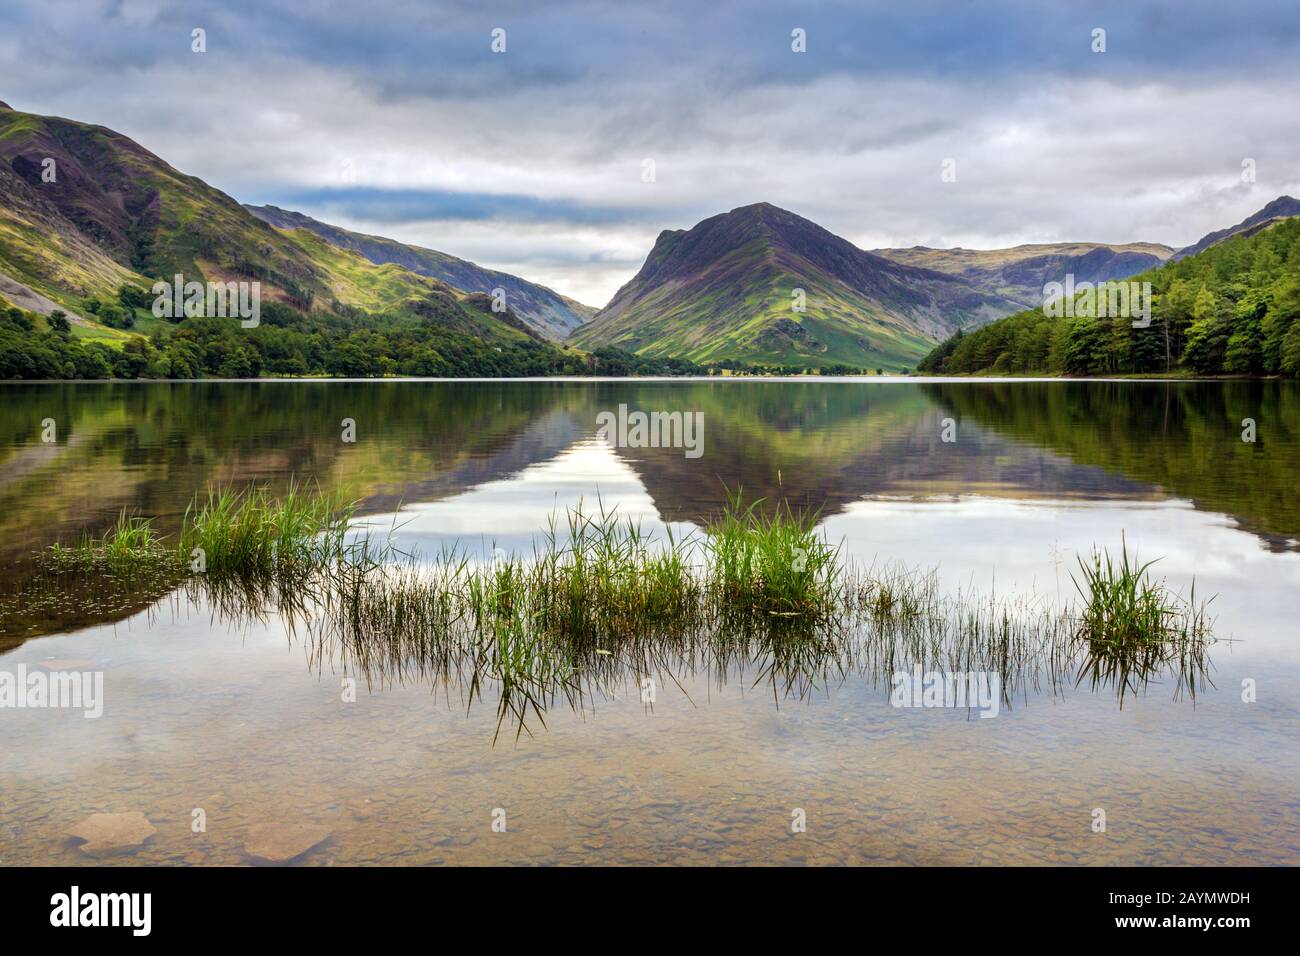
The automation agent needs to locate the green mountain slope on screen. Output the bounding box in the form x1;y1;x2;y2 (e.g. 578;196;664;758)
874;241;1173;310
918;205;1300;377
0;101;335;310
245;204;594;340
0;154;137;336
570;203;1023;370
0;102;626;379
0;102;586;356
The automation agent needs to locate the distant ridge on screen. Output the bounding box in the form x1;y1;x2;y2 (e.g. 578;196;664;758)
1172;196;1300;261
874;242;1173;310
245;204;594;340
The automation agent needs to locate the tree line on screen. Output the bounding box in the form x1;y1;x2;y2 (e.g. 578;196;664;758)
1;293;879;380
0;289;699;380
918;217;1300;376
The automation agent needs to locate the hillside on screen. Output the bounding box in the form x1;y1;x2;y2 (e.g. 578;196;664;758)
246;204;594;340
0;102;587;348
571;203;1022;370
0;101;334;312
875;241;1173;310
917;203;1300;377
0;102;630;379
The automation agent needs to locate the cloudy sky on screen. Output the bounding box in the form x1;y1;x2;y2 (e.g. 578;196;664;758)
2;0;1298;307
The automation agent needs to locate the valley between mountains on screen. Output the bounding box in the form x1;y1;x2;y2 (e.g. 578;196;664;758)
2;100;1295;378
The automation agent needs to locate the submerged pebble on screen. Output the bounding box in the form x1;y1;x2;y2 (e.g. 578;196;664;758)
66;811;157;857
243;822;333;863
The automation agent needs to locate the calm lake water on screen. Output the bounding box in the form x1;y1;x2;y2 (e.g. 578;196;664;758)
1;378;1298;865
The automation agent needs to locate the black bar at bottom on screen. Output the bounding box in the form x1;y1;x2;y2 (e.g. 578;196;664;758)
0;865;1285;941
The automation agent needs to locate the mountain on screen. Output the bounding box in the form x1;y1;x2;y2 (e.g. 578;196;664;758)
245;204;593;340
1171;195;1300;261
0;101;575;350
874;242;1173;310
571;203;1023;370
0;101;332;315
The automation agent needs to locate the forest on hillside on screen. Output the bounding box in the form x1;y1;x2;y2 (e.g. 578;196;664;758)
0;287;878;380
0;296;717;380
918;218;1300;377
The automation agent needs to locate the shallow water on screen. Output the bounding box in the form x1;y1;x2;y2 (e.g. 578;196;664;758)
1;379;1298;865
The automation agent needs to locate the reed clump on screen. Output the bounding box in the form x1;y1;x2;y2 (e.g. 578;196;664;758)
45;511;178;579
0;512;183;641
455;495;844;649
35;481;359;581
1072;535;1210;647
179;481;357;577
3;483;360;640
10;485;1220;731
485;505;704;644
704;491;841;621
1070;536;1214;700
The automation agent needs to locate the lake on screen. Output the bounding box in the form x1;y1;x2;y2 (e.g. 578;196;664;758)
1;378;1298;865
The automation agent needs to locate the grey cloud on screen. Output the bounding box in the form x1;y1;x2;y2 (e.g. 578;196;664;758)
0;0;1296;305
